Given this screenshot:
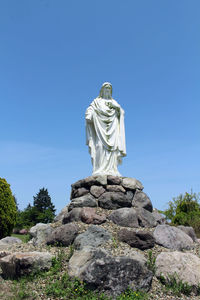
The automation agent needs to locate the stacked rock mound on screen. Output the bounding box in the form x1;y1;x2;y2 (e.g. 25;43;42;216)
0;175;200;299
68;175;162;228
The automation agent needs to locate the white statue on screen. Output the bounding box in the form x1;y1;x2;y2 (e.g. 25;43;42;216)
85;82;126;176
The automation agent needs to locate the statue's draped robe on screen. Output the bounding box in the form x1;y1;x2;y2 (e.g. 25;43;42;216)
85;97;126;176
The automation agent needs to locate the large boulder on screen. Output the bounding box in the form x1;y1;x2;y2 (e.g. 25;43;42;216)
155;251;200;291
98;192;132;209
29;223;53;246
151;209;166;225
107;175;122;185
153;225;194;250
0;237;22;250
177;225;197;242
71;187;89;199
108;208;139;228
132;190;153;212
62;208;82;224
136;208;157;227
122;177;143;190
90;185;105;198
69;247;153;297
74;225;111;250
54;206;68;222
69;194;97;211
118;229;155;250
0;251;53;278
46;224;79;246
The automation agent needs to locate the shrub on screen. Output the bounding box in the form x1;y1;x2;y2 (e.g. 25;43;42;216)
0;178;17;238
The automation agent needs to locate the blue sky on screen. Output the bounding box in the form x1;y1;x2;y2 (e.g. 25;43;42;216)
0;0;199;213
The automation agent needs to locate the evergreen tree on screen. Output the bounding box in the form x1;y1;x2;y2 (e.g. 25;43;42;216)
33;188;56;223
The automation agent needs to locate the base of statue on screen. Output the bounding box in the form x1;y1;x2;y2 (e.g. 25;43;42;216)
67;175;164;228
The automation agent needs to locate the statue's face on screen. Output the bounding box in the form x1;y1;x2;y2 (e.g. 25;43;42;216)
102;85;112;99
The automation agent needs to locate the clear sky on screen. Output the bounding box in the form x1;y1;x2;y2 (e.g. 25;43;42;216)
0;0;199;214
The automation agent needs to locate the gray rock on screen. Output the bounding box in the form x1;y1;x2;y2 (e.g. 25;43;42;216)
136;208;157;228
153;225;194;250
74;225;111;250
0;251;53;278
118;229;155;250
152;209;166;225
46;224;79;246
98;192;132;209
126;191;134;200
106;185;126;193
90;185;105;198
0;237;22;250
54;206;68;222
122;177;144;190
71;187;89;199
132;190;153;212
29;223;53;246
69;248;153;297
107;175;122;185
69;194;97;211
156;251;200;291
0;237;22;245
62;208;82;224
177;225;197;242
108;208;139;228
72;176;107;189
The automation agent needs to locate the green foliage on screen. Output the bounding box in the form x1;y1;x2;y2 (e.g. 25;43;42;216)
117;289;148;299
147;250;156;274
11;233;31;243
14;188;56;230
160;273;193;296
162;190;200;237
0;178;17;238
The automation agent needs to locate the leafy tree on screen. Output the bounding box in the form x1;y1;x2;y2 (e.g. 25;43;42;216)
162;190;200;237
0;178;17;238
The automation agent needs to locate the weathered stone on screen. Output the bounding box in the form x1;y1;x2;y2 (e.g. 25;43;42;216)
69;194;97;211
80;207;106;225
29;223;53;246
71;187;89;199
152;209;166;225
90;185;105;198
126;190;134;200
156;251;200;291
122;177;144;190
0;237;22;245
46;224;79;246
84;175;107;187
106;185;126;193
108;208;139;228
118;229;155;250
74;225;111;250
0;251;53;278
132;190;153;212
0;251;11;258
0;237;22;250
107;175;122;185
71;178;85;189
62;208;82;224
153;225;194;250
98;192;132;209
136;208;157;228
69;248;153;297
54;206;68;222
177;225;197;242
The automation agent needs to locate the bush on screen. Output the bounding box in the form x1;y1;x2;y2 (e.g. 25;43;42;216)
0;178;17;238
162;191;200;237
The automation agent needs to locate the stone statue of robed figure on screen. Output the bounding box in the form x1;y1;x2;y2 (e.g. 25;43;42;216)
85;82;126;176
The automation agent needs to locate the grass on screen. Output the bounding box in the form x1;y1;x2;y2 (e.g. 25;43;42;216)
11;233;30;243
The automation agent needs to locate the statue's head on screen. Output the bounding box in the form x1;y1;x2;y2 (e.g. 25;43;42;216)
99;82;112;99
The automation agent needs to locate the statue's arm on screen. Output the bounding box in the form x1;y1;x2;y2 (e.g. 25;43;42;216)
85;105;93;122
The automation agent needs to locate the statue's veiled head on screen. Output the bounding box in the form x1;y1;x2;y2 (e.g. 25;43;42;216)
99;82;112;99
